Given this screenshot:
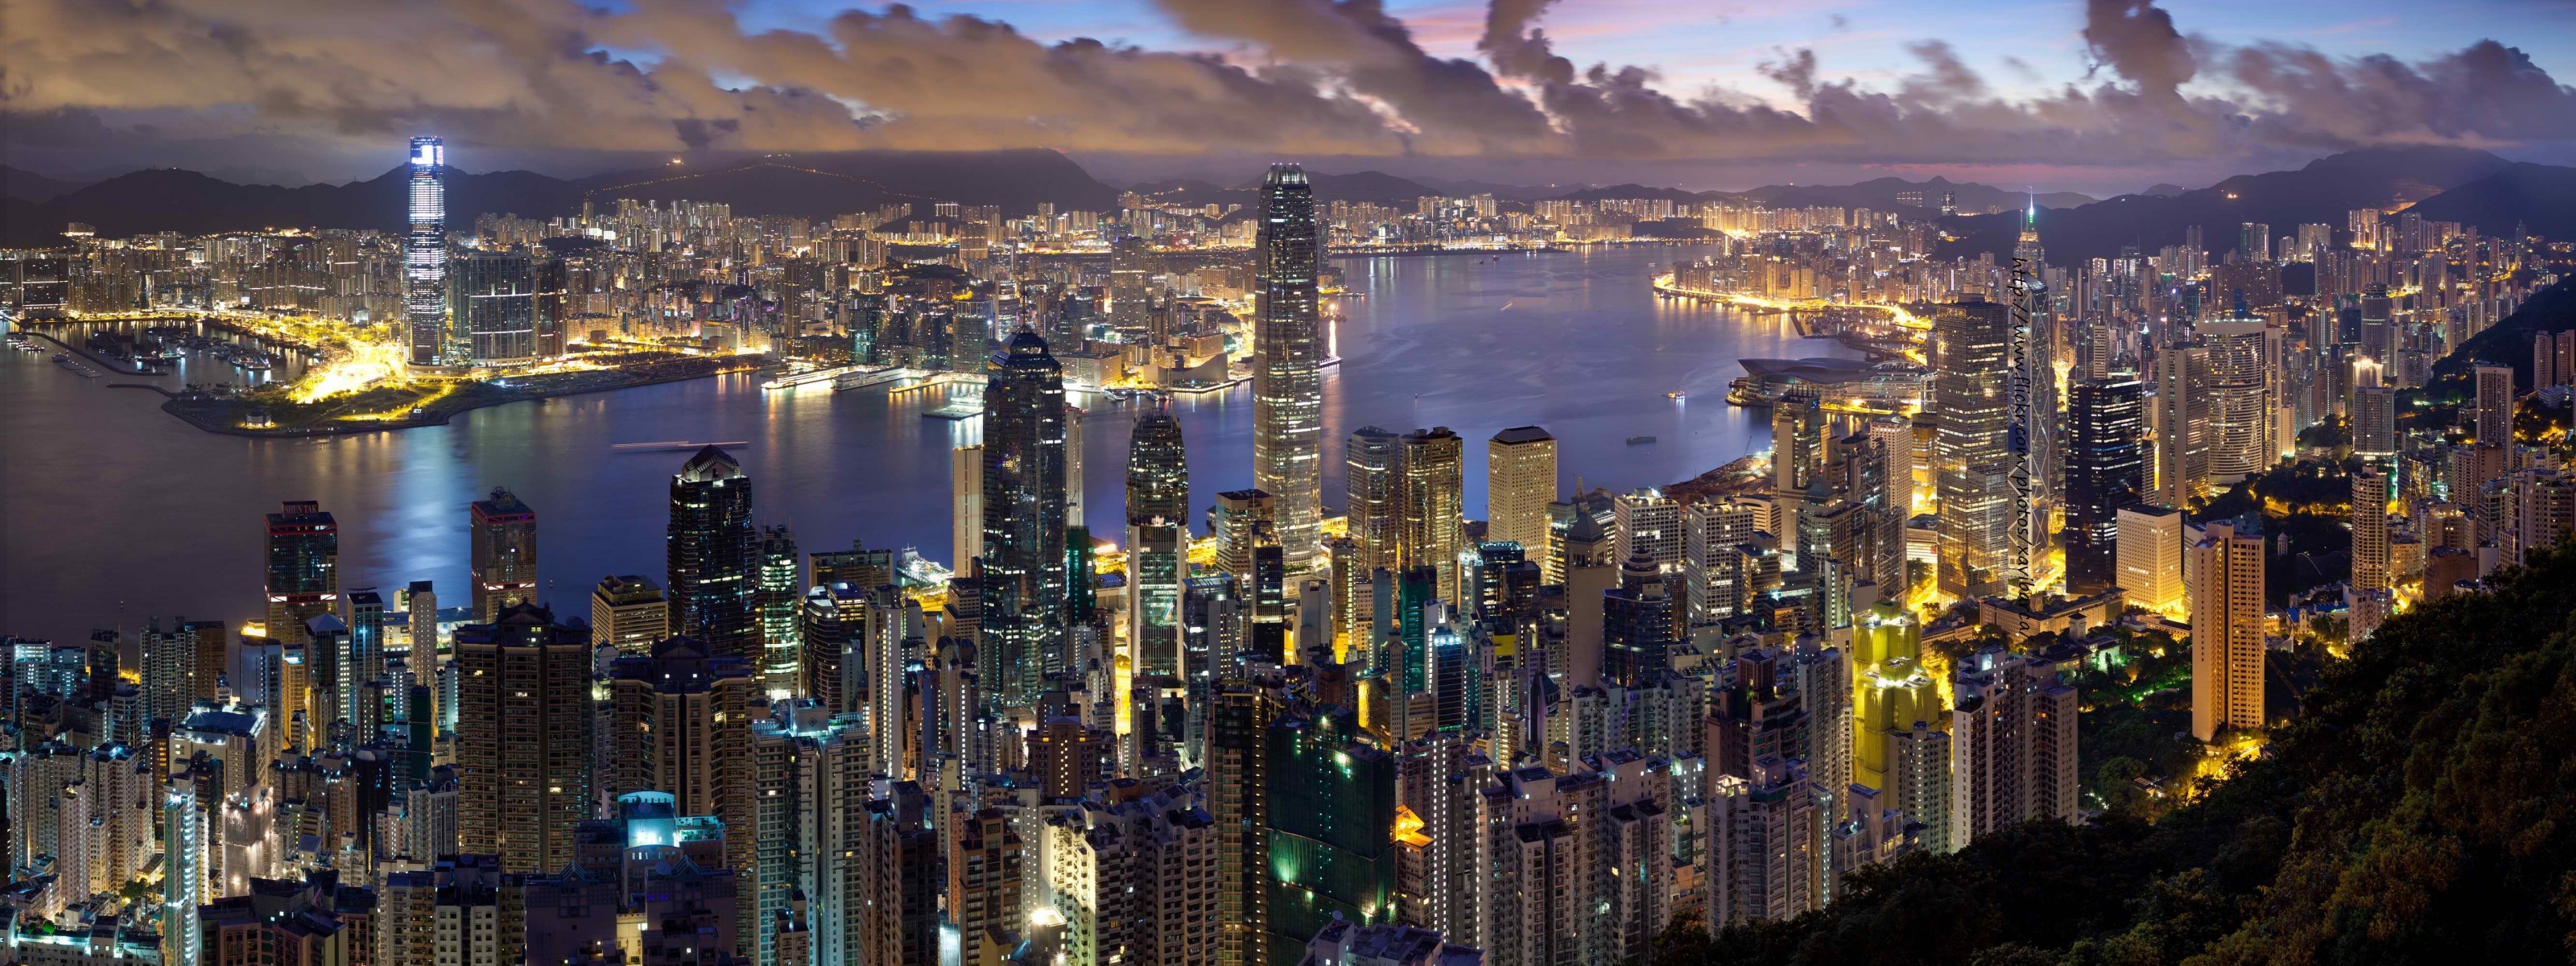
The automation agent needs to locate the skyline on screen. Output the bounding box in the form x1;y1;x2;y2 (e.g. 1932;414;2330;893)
10;0;2576;194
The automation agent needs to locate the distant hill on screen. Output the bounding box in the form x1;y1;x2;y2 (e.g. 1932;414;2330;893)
1731;176;2093;214
1;166;90;204
1224;170;1441;204
1552;183;1704;204
1409;177;1572;201
1937;146;2520;263
2406;162;2576;242
1;150;1120;246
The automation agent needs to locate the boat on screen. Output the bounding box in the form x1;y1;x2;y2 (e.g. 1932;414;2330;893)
611;440;751;452
1666;390;1686;400
1625;435;1657;445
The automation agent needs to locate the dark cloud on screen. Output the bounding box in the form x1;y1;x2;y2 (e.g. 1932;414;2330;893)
3;0;2571;180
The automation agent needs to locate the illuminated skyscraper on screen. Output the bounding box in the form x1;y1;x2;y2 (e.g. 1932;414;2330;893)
1934;297;2013;599
2116;506;2186;617
2063;377;2145;595
607;635;760;953
2475;364;2516;446
264;501;339;650
2351;470;2389;593
2150;343;2208;509
1398;427;1465;600
755;526;803;697
1486;426;1558;580
668;446;758;665
1253;163;1323;575
983;331;1069;708
469;488;537;622
591;575;667;657
407;135;448;365
1127;407;1190;525
1344;426;1404;576
1852;601;1943;844
450;249;536;366
2186;520;2265;741
2197;317;2271;484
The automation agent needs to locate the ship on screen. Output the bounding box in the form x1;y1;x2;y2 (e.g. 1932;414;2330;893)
1625;435;1657;445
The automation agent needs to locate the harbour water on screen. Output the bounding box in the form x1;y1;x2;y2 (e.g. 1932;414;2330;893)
0;244;1856;643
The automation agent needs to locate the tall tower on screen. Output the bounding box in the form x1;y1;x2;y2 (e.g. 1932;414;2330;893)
1252;163;1323;575
2197;317;2271;484
667;446;758;665
2186;521;2266;741
608;636;760;957
754;526;803;698
452;604;593;873
1344;426;1404;576
2063;377;2145;596
264;500;339;649
1397;427;1465;601
1127;408;1191;680
406;135;448;365
469;488;538;622
1486;426;1559;580
983;330;1070;708
1126;407;1190;525
2351;470;2389;593
2474;364;2516;445
1934;297;2013;600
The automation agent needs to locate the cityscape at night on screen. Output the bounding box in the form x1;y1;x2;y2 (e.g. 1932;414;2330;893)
6;0;2576;963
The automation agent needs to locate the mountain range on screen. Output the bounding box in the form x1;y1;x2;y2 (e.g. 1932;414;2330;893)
8;147;2573;252
1938;146;2571;263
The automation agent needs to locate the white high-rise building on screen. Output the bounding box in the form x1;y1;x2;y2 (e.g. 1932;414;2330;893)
2116;506;2186;617
406;136;448;365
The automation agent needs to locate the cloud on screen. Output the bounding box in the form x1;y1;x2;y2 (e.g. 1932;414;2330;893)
3;0;2572;177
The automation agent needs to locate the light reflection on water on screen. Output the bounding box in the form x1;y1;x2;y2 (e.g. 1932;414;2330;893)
0;244;1855;642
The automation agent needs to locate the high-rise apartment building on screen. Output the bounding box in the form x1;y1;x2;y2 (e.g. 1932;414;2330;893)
1612;488;1683;577
2064;378;2146;595
1486;426;1559;580
452;604;594;872
2186;520;2266;741
468;488;537;622
2351;384;2397;460
2475;364;2516;445
669;446;758;665
264;501;339;650
2351;470;2390;593
608;636;761;956
983;331;1070;708
1252;163;1324;575
1851;601;1944;848
407;136;448;365
1948;651;2081;846
1934;296;2014;598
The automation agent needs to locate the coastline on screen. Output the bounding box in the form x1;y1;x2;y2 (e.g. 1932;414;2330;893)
157;361;768;439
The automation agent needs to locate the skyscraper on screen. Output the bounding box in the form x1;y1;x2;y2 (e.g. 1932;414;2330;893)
469;488;537;622
1487;426;1559;580
449;249;536;366
2187;520;2266;741
1252;163;1323;575
755;526;803;698
453;604;594;872
608;636;761;956
2116;506;2187;617
1344;426;1404;576
407;135;447;365
591;575;668;656
2475;364;2516;446
1127;407;1190;525
2150;343;2208;509
1934;296;2014;599
2197;317;2272;484
264;501;339;649
668;446;758;665
2351;470;2390;593
1398;427;1465;601
2063;378;2145;596
983;330;1070;708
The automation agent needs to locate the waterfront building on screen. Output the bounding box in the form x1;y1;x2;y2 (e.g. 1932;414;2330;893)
452;603;594;872
1128;407;1191;525
668;445;759;667
1253;163;1325;575
407;135;447;365
450;249;536;365
2186;520;2266;741
984;331;1071;709
468;488;538;622
1486;427;1559;581
953;443;984;572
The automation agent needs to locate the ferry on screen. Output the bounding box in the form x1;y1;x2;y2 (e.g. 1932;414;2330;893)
1666;390;1686;400
1625;435;1657;445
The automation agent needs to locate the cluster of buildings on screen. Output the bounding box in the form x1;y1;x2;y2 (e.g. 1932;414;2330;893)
3;143;2573;965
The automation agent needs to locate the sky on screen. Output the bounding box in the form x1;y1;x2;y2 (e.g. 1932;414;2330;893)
9;0;2576;195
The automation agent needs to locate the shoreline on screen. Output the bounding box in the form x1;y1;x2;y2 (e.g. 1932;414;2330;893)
157;362;767;439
